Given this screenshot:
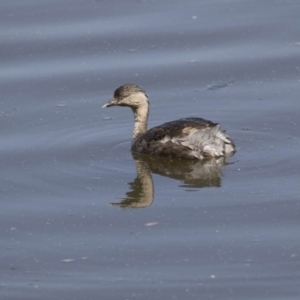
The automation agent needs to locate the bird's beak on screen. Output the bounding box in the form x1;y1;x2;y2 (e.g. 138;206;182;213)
102;98;116;108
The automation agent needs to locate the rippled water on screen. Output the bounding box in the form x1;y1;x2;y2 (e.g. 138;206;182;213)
1;0;300;299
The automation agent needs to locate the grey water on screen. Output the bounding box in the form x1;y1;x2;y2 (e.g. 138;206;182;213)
1;0;300;299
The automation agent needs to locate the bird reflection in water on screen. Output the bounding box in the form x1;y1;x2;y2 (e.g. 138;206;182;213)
111;154;232;208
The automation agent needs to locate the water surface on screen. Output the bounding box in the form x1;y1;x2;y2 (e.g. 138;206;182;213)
1;0;300;299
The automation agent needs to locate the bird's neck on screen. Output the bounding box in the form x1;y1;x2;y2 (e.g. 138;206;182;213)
132;102;149;140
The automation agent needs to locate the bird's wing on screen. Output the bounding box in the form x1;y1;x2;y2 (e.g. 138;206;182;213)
132;118;219;159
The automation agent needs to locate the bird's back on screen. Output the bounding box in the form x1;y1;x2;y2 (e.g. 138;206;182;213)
131;117;235;159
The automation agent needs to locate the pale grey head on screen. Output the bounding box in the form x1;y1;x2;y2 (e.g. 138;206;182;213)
102;83;149;109
102;84;150;139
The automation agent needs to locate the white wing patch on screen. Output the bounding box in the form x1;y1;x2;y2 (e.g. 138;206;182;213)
159;125;234;158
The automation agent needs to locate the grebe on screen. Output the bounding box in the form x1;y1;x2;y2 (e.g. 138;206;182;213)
102;84;235;160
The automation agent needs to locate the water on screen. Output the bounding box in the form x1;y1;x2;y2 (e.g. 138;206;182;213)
1;0;300;299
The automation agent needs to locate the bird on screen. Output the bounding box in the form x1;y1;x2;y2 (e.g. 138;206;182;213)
102;83;235;160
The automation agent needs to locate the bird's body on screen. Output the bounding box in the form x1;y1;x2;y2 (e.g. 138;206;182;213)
103;84;235;160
